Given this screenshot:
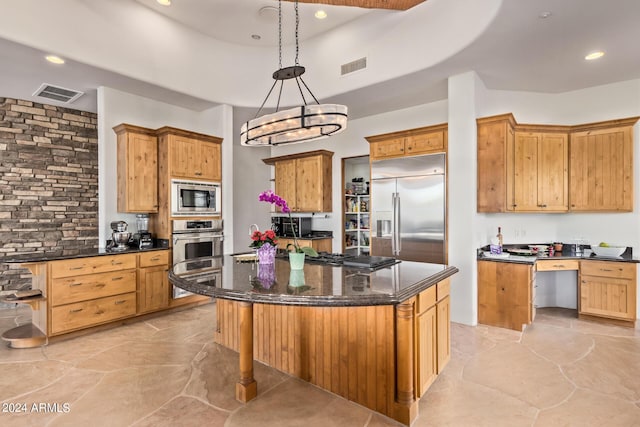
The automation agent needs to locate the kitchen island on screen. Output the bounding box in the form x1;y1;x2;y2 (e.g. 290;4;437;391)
170;255;458;425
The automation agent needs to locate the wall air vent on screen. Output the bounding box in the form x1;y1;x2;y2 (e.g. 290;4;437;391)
32;83;84;103
341;57;367;76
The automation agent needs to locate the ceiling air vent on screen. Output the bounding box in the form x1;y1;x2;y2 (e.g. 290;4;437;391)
341;57;367;76
32;83;84;103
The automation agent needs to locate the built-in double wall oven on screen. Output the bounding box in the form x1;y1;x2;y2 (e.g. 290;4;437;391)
172;219;223;298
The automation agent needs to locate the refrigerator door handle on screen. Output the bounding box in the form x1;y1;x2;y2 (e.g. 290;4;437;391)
396;193;401;255
391;193;397;255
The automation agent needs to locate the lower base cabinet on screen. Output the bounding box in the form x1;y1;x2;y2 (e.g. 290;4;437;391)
50;293;136;335
579;261;636;322
276;238;332;253
138;251;170;313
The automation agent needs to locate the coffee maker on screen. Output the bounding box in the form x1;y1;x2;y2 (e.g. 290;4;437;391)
110;221;131;251
133;214;153;249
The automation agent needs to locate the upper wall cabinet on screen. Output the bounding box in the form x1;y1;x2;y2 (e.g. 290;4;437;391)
477;114;638;213
113;124;159;213
365;124;447;161
569;119;637;212
512;130;568;212
156;127;222;182
263;150;333;213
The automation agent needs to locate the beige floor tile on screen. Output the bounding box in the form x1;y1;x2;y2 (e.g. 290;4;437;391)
47;365;191;427
521;322;594;365
463;341;575;409
533;307;576;329
0;360;71;401
563;335;640;401
132;396;229;427
418;376;538;427
535;388;640;426
184;342;287;412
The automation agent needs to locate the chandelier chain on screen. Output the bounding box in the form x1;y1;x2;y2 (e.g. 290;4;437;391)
278;0;282;69
295;0;300;66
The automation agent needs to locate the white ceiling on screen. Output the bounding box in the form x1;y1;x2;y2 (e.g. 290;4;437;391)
0;0;639;120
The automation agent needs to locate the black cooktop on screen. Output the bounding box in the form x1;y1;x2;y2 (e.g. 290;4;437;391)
304;252;399;269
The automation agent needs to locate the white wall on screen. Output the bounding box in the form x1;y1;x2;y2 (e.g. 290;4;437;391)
97;87;233;252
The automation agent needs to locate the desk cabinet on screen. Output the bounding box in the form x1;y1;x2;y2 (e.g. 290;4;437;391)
579;261;636;321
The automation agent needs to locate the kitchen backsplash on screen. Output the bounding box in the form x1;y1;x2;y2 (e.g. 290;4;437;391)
0;97;98;293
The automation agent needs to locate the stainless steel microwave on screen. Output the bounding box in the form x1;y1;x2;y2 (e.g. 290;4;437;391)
171;179;221;217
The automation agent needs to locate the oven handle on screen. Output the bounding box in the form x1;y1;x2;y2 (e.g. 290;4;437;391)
172;232;223;241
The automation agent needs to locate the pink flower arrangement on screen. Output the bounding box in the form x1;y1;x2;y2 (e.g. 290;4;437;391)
258;190;318;257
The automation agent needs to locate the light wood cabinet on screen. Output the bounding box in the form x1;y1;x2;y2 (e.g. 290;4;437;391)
477;260;534;331
276;238;332;253
579;261;636;322
137;250;170;313
513;131;568;211
48;254;138;335
478;114;639;213
113;124;159;213
153;126;223;241
569;119;636;211
366;124;447;161
477;115;515;212
167;133;221;181
263;150;333;212
414;278;451;398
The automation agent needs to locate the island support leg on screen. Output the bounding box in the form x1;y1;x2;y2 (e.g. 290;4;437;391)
236;301;257;402
394;299;418;425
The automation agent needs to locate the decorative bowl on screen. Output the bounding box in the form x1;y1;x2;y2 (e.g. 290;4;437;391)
590;245;625;257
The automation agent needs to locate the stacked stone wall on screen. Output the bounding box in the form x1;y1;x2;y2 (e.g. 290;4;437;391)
0;98;98;293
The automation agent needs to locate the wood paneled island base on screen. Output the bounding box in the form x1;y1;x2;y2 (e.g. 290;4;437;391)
170;255;457;425
215;299;428;425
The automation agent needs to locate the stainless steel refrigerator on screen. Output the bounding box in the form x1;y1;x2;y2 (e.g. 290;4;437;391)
370;153;446;264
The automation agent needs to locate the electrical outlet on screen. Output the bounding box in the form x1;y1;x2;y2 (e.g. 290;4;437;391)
521;229;527;237
515;230;520;238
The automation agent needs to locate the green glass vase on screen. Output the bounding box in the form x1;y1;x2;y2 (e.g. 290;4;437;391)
288;252;305;270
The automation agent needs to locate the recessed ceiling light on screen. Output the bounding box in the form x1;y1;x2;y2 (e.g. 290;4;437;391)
538;11;552;19
251;34;261;40
157;0;171;6
315;10;327;19
585;51;605;60
45;55;65;65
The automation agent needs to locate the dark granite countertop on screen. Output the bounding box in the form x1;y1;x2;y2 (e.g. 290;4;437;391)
2;246;169;263
477;244;639;264
169;254;458;307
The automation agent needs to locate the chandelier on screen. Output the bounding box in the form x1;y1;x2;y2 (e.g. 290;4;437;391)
240;0;348;146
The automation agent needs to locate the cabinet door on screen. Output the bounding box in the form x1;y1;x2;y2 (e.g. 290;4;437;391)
477;119;512;212
437;295;451;373
477;261;532;331
570;126;633;211
406;130;444;155
275;160;297;211
370;138;406;160
538;133;568;211
580;276;635;320
169;136;199;179
138;265;169;313
415;306;437;397
513;132;541;211
117;132;158;213
296;156;323;212
199;141;221;181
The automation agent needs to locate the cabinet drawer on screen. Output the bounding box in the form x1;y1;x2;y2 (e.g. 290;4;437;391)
50;270;137;306
580;261;635;279
436;278;450;301
417;286;437;314
50;292;136;335
50;254;137;278
536;260;579;271
139;250;170;268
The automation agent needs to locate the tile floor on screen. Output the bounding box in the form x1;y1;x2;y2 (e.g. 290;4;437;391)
1;304;639;426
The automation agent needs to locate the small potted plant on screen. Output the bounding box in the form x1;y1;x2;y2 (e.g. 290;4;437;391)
249;229;278;265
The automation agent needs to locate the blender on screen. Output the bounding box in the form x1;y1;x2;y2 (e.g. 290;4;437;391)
134;214;153;249
110;221;131;251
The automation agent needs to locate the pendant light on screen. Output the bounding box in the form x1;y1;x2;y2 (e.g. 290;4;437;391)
240;0;348;146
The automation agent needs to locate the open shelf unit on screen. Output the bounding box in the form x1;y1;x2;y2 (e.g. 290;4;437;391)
345;194;370;254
